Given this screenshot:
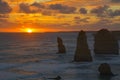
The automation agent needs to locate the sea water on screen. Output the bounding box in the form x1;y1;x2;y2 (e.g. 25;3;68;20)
0;32;120;80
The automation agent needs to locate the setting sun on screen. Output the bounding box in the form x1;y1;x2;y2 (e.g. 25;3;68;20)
26;28;33;33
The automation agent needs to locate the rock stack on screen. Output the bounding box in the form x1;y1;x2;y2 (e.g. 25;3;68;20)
48;76;62;80
74;31;92;62
94;29;119;55
98;63;114;76
57;37;66;53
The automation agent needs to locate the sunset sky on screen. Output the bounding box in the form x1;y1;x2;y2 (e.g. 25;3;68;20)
0;0;120;32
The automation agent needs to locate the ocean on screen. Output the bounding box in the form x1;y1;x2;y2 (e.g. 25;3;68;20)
0;32;120;80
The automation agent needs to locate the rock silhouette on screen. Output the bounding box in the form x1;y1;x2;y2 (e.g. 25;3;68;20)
98;63;114;76
74;31;92;62
57;37;66;53
48;76;62;80
94;29;119;55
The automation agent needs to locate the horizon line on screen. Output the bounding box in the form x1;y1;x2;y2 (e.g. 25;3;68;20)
0;30;120;33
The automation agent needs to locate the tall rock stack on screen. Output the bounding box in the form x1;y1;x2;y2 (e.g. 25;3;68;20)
94;29;119;55
74;31;92;62
57;37;66;53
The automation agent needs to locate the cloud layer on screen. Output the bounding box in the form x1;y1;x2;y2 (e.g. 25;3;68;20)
111;0;120;3
0;0;12;14
0;0;120;32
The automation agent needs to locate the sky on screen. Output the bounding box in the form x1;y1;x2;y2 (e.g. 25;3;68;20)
0;0;120;32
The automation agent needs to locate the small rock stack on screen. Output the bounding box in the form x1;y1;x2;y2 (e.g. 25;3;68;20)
57;37;66;53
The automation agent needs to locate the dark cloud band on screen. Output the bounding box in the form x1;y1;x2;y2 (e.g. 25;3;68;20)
0;0;12;14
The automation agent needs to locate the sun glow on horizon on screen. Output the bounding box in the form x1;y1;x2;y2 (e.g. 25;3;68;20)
20;27;47;33
26;28;33;33
20;28;33;33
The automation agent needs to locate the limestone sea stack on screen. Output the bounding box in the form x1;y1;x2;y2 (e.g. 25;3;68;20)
74;31;92;62
98;63;114;76
57;37;66;53
94;29;119;55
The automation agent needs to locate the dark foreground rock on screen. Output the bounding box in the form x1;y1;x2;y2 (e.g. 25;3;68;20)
74;31;92;62
98;63;114;76
48;76;62;80
98;63;115;80
94;29;119;55
57;37;66;53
